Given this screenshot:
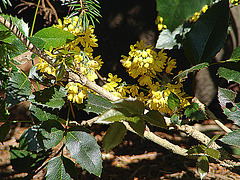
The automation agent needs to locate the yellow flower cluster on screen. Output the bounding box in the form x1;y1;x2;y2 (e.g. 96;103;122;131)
36;16;103;104
155;16;167;31
190;5;208;23
231;0;240;6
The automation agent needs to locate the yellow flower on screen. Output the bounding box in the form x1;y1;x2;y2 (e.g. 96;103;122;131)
107;73;122;83
117;85;130;97
130;85;139;97
165;58;177;74
138;75;152;86
155;16;167;31
103;82;117;92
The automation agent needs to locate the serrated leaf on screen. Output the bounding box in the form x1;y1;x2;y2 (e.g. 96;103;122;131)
114;98;145;115
46;156;78;180
143;110;167;128
102;122;126;153
167;92;180;111
183;0;229;65
6;70;31;107
173;62;209;81
39;120;64;149
66;131;102;177
83;93;115;114
0;121;11;143
218;87;240;126
205;148;220;159
29;85;66;110
96;108;129;124
10;146;51;173
156;0;211;32
217;67;240;84
197;155;209;180
184;103;206;121
220;129;240;147
33;27;76;50
129;118;145;137
188;145;206;155
0;15;28;43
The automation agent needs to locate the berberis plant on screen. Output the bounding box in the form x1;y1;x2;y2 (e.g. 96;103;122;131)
0;0;240;179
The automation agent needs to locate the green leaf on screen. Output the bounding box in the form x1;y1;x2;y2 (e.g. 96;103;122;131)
56;63;66;81
173;62;209;81
188;145;206;155
156;0;211;32
102;122;126;153
39;120;64;149
114;98;145;115
29;85;66;110
10;146;51;173
0;15;29;43
33;27;76;50
220;130;240;147
170;114;181;125
167;92;180;111
6;69;31;107
218;87;240;126
205;148;220;159
197;155;209;180
82;92;115;114
0;99;10;121
184;103;206;121
143;110;167;128
0;121;11;143
229;45;240;61
46;156;78;180
217;67;240;84
96;108;129;124
206;134;221;148
66;131;102;177
183;0;229;65
129;118;145;137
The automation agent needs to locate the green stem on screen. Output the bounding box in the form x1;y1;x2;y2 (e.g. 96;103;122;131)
30;0;41;37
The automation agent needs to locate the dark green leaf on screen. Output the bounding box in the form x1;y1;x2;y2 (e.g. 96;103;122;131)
217;67;240;84
170;114;181;125
96;108;129;124
218;87;240;126
6;70;31;107
167;92;180;111
143;110;167;128
183;0;229;65
184;103;206;121
205;148;220;159
29;85;66;110
173;62;209;81
229;45;240;61
0;121;11;143
129;118;145;137
10;146;51;173
83;92;115;114
56;63;66;81
114;98;145;115
33;27;75;50
188;145;206;155
0;99;10;121
46;156;78;180
156;0;211;32
102;122;126;153
197;155;209;180
66;131;102;177
220;130;240;147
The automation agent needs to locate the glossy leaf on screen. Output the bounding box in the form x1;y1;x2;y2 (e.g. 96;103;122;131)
0;121;11;143
184;103;206;121
218;87;240;126
197;155;209;180
143;110;167;129
217;67;240;84
29;85;66;110
167;92;180;111
184;0;229;65
33;27;76;50
114;98;145;115
220;130;240;147
46;156;78;180
66;131;102;177
6;70;31;107
96;108;129;124
102;122;126;153
173;62;209;81
83;92;115;114
156;0;211;32
205;148;220;159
